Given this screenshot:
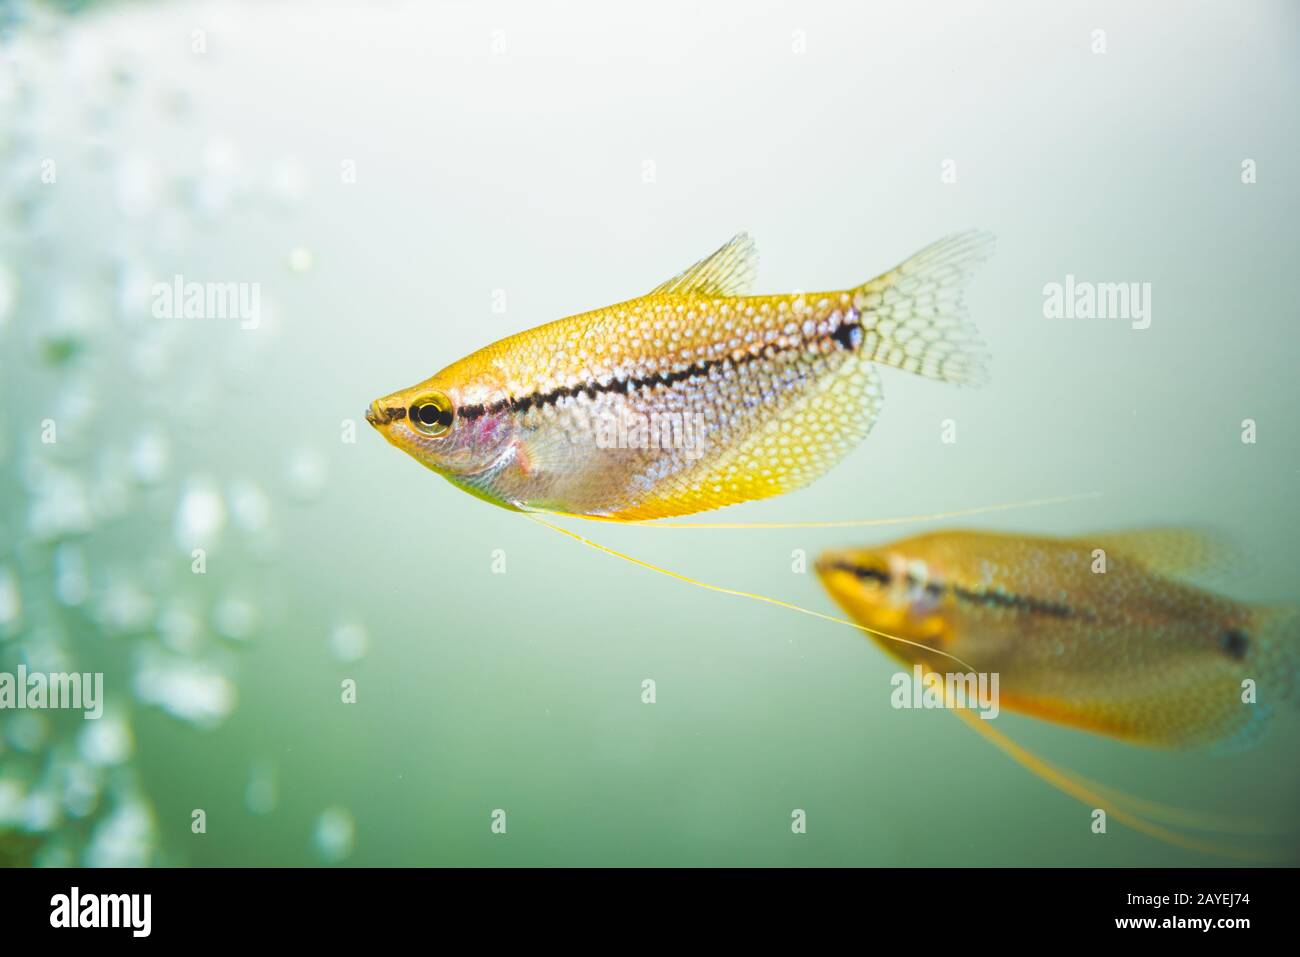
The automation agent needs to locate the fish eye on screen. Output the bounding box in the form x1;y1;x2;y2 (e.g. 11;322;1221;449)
409;392;455;437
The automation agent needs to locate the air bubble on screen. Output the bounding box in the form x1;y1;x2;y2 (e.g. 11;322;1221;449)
133;652;235;728
157;602;203;654
79;713;133;767
285;449;326;501
227;478;271;532
94;576;153;634
52;543;88;606
27;468;94;540
329;621;368;663
5;711;47;752
130;429;170;484
213;595;257;642
0;262;15;330
83;799;155;867
174;476;226;551
245;759;277;815
313;806;355;863
287;246;314;273
269;157;306;206
0;564;22;633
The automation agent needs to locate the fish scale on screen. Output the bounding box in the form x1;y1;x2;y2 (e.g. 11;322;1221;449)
816;528;1300;750
368;231;992;519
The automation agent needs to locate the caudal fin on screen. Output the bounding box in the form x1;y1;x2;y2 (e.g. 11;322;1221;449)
855;230;994;387
1212;606;1300;753
1254;606;1300;705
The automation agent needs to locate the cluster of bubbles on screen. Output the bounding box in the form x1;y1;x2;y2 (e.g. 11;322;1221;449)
0;0;361;865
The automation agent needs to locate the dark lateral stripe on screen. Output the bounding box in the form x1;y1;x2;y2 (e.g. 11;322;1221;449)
825;560;891;586
951;584;1075;619
457;314;864;421
827;560;1076;620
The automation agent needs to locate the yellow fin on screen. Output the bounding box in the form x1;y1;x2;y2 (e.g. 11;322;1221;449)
1081;527;1239;579
1074;768;1290;836
860;230;994;387
647;232;758;297
606;360;884;520
951;708;1287;861
563;491;1103;529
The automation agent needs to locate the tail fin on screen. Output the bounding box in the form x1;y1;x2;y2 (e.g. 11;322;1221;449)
1254;606;1300;706
1208;606;1298;754
855;231;994;387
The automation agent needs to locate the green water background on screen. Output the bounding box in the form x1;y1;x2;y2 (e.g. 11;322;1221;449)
1;0;1297;866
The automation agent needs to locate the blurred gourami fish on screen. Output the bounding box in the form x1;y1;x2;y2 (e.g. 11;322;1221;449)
367;232;991;519
816;528;1299;749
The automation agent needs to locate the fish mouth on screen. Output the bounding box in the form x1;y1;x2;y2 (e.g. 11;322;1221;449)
365;401;406;428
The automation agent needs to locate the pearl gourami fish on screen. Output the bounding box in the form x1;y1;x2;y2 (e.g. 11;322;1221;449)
367;232;991;519
816;528;1299;750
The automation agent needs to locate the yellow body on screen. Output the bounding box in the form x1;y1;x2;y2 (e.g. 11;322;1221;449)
816;529;1297;749
368;232;990;518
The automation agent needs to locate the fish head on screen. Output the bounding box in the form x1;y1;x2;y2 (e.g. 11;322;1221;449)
815;542;954;658
366;375;518;497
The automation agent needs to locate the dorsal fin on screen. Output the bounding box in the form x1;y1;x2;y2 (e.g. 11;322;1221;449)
648;232;758;297
1081;527;1239;580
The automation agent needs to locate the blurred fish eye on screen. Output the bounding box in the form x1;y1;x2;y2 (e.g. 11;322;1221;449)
855;562;892;586
409;392;455;436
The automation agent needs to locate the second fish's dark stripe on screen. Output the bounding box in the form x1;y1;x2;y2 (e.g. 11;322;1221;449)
831;560;1077;620
950;584;1076;619
457;314;864;421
